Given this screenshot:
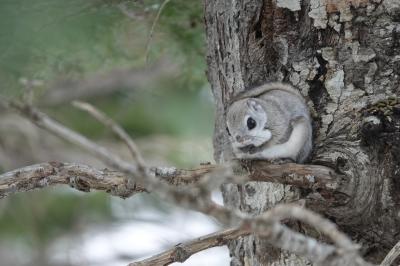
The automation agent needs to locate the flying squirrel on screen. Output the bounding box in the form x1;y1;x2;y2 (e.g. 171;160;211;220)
226;82;312;163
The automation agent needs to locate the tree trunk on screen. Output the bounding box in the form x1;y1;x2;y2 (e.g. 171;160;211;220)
204;0;400;265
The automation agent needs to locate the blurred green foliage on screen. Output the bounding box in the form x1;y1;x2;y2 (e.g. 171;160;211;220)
0;191;112;244
0;0;207;96
0;0;212;137
0;0;213;257
50;85;213;138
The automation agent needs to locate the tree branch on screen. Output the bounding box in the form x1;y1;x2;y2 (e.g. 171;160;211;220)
128;227;250;266
248;161;343;193
10;101;140;175
145;0;171;63
72;100;146;171
262;204;356;251
381;240;400;266
250;220;337;264
0;162;145;199
150;161;344;196
0;162;225;199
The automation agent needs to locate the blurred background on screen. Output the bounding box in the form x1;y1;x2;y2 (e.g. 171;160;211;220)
0;1;228;265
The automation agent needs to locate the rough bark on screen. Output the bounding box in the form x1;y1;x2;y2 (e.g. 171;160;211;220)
204;0;400;265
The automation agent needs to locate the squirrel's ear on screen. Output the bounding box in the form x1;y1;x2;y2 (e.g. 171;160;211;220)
246;99;263;112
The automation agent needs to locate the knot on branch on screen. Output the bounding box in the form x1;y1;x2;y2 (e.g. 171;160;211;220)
109;178;145;198
152;166;179;178
361;97;400;147
172;245;191;262
361;116;383;145
68;176;91;192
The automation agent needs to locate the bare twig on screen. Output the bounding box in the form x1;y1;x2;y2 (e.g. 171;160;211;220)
145;0;171;63
264;204;356;251
72;100;146;171
249;218;336;264
150;161;343;195
0;162;145;198
128;227;250;266
151;165;219;185
10;102;139;175
0;162;225;199
249;161;343;193
246;204;373;266
381;240;400;266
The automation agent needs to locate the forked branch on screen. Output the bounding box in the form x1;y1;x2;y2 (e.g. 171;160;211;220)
72;100;146;171
129;228;250;266
9;101;140;174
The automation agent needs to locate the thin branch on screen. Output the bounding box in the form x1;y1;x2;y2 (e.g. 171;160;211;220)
0;162;223;199
151;165;219;185
246;204;372;266
145;0;171;63
381;240;400;266
72;100;146;171
128;227;250;266
264;204;356;251
248;161;343;193
10;102;139;175
0;162;145;199
149;161;344;194
249;219;336;264
153;161;344;195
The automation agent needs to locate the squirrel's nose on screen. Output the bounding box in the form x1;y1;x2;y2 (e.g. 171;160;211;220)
235;135;243;142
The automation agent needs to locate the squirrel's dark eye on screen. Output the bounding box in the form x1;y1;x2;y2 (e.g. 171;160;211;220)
247;117;256;130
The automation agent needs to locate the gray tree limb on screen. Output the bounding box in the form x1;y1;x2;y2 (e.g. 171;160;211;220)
72;100;146;171
380;240;400;266
129;228;250;266
0;162;144;199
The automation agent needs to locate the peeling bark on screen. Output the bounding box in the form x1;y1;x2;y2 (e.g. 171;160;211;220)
204;0;400;264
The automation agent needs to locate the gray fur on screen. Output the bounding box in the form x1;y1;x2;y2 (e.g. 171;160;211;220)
226;82;312;163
